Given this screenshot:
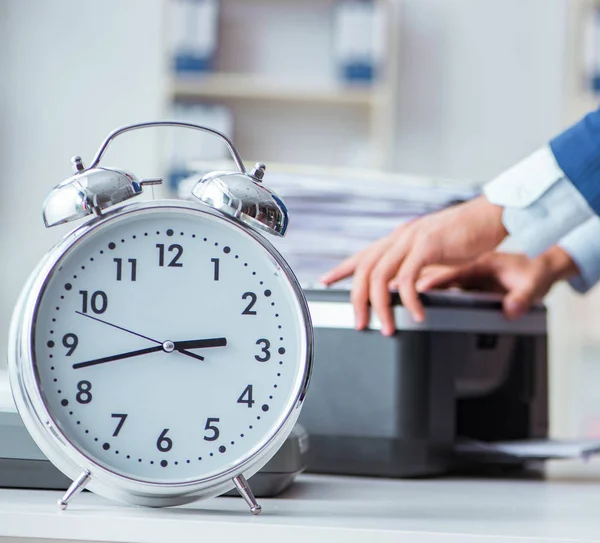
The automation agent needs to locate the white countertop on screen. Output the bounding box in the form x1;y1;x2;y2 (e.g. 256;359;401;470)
2;468;600;543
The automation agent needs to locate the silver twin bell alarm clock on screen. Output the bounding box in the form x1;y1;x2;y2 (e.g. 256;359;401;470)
9;121;313;514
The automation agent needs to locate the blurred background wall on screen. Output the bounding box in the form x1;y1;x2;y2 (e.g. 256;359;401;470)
1;0;599;441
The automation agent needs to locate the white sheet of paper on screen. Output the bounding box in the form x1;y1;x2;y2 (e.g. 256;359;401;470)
457;439;600;459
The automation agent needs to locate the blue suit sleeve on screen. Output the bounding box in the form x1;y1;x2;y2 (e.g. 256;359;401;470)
550;108;600;216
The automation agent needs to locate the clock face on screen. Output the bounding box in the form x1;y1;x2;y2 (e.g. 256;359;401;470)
31;205;309;484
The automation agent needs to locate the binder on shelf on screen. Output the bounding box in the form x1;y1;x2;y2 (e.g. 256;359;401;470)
170;0;219;74
167;102;233;190
333;0;385;84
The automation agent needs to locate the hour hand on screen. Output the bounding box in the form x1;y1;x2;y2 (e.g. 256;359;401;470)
173;337;227;350
73;345;163;369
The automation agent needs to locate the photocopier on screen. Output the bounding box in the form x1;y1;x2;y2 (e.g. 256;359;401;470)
299;288;600;477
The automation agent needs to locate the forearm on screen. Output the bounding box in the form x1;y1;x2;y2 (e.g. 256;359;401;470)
484;146;595;256
483;109;600;257
460;195;507;254
500;176;593;256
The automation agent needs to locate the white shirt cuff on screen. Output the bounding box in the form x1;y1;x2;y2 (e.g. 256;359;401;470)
483;146;564;207
558;217;600;293
484;146;594;256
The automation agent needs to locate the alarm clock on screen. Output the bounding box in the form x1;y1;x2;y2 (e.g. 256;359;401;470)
8;121;313;514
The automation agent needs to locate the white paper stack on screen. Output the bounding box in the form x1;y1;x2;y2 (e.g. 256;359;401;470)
266;172;477;286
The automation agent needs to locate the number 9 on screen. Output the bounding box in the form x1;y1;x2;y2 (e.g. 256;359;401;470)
62;333;79;356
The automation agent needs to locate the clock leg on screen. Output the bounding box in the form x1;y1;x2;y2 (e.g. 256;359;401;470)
57;470;91;510
232;474;262;515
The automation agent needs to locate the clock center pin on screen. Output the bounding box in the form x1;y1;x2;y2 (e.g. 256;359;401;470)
162;341;175;353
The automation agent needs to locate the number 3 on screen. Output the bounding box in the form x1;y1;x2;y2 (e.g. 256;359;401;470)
255;339;271;362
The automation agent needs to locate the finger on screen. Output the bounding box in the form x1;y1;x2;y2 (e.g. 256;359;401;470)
351;240;393;330
503;284;536;320
320;254;360;285
370;267;399;337
419;260;506;293
369;238;413;336
351;267;372;331
395;252;427;323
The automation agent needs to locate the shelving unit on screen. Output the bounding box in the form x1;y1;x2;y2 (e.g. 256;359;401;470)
171;73;381;106
163;0;401;172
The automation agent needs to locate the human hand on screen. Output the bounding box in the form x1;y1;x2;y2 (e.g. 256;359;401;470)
320;196;507;334
416;246;579;320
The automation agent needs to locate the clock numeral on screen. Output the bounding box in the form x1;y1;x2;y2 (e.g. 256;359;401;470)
79;290;108;314
156;244;183;267
111;413;128;437
76;380;92;404
156;428;173;452
62;333;79;356
114;258;137;281
203;418;220;441
241;292;257;315
237;385;255;408
255;339;271;362
211;258;220;281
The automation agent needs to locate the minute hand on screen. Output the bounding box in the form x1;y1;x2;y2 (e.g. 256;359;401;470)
173;338;227;350
75;311;205;362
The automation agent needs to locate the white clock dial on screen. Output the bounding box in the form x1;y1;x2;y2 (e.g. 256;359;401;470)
31;205;308;483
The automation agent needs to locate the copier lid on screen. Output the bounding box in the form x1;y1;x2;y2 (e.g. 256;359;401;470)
305;288;546;335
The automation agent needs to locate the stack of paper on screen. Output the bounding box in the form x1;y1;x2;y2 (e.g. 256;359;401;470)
264;171;478;286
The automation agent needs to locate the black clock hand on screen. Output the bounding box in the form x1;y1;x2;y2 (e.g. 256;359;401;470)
178;350;205;361
73;345;163;369
75;311;203;362
173;338;227;350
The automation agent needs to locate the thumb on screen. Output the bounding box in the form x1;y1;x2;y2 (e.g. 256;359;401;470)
503;285;535;320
